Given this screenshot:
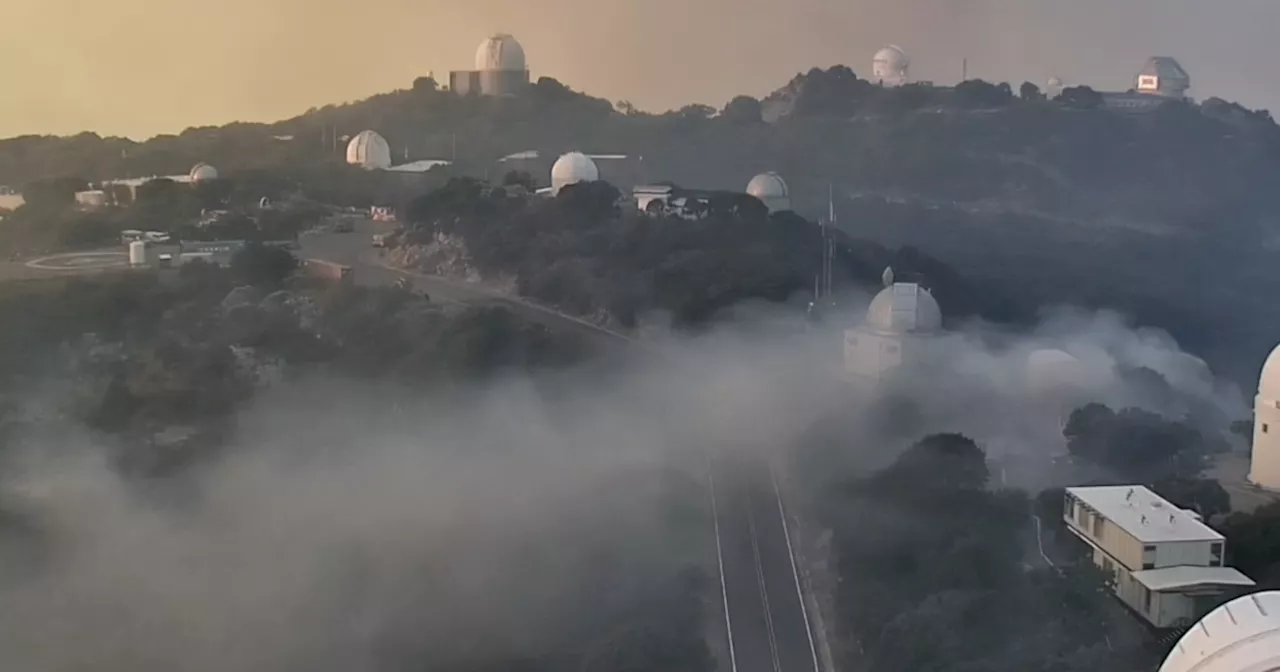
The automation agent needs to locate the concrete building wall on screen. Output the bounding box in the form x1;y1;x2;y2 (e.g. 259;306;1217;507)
449;69;528;96
1155;540;1221;569
1251;396;1280;489
1067;496;1143;570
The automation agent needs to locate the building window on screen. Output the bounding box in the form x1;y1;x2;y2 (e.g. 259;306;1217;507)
1092;513;1104;539
885;344;899;354
1077;505;1089;527
1210;542;1223;566
1143;586;1152;614
1264;423;1270;434
1102;557;1114;578
1142;544;1156;570
1143;562;1155;570
1064;493;1074;520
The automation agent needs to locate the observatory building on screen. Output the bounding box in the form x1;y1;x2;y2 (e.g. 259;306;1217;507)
550;152;599;195
450;34;531;97
189;162;218;183
1158;590;1280;672
1045;76;1065;99
1136;56;1191;98
1102;57;1191;112
346;130;392;170
1064;486;1255;631
1249;343;1280;490
872;45;910;86
745;172;792;213
844;268;944;383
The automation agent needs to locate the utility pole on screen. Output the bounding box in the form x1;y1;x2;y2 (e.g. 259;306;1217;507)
962;58;968;82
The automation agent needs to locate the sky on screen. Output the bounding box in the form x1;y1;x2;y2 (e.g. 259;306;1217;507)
3;0;1278;139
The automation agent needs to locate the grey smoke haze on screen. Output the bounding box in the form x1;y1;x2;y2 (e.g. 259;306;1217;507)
5;0;1279;138
0;298;1247;670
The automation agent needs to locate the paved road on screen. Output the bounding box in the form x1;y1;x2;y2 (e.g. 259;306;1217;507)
297;222;630;349
302;223;822;672
712;456;820;672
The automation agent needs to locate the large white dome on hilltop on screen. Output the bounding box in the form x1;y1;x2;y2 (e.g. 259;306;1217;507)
872;45;910;84
866;282;941;334
550;152;599;195
1259;342;1280;401
1159;591;1280;672
346;130;391;170
475;33;527;72
745;172;791;213
189;162;218;182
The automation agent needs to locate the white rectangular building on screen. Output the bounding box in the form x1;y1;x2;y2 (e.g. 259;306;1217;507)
1063;485;1254;629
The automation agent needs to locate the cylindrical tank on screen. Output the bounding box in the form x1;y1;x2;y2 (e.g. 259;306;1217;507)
128;240;148;266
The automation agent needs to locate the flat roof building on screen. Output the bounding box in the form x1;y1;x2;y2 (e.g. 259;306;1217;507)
1064;485;1255;630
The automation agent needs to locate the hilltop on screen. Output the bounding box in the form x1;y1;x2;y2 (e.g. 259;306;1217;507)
3;67;1279;379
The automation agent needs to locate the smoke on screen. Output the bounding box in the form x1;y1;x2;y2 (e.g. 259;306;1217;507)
0;294;1249;670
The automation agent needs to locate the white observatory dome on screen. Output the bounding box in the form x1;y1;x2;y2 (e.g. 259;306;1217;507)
550;152;599;195
745;172;791;213
872;45;910;85
475;33;527;72
1158;591;1280;672
866;282;941;334
189;162;218;182
1027;349;1085;393
1259;342;1280;402
346;130;392;170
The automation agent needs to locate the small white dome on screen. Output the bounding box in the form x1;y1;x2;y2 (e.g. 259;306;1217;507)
865;282;941;334
346;130;391;170
1259;343;1280;402
1159;591;1280;672
746;172;791;212
1027;349;1084;393
550;152;599;195
189;162;218;182
475;33;527;72
872;45;910;84
1047;76;1064;88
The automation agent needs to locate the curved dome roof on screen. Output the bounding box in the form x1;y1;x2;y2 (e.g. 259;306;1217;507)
873;45;909;69
189;162;218;182
1259;343;1280;401
550;152;599;194
866;283;941;334
1159;591;1280;672
1047;76;1065;88
1027;349;1085;393
746;172;789;199
475;33;527;72
746;172;791;212
346;130;391;170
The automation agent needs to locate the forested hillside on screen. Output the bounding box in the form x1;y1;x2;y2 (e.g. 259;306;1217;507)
4;66;1279;380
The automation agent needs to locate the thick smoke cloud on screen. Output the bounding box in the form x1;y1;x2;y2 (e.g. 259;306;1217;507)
0;296;1247;670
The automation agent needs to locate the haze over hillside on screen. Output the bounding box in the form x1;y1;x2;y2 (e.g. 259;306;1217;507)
4;0;1280;139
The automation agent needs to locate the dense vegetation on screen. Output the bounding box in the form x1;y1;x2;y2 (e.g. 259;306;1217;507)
397;177;1000;329
4;66;1278;379
0;251;717;672
814;432;1149;672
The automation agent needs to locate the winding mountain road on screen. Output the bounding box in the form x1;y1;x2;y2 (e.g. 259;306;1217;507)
301;219;824;672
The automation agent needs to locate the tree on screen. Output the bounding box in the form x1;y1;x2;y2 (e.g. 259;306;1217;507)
1020;81;1042;101
21;176;86;209
229;242;298;287
1150;476;1231;519
1058;85;1103;109
1063;403;1210;481
720;95;763;124
880;432;990;492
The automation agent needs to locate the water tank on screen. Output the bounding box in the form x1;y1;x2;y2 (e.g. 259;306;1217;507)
128;240;148;266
